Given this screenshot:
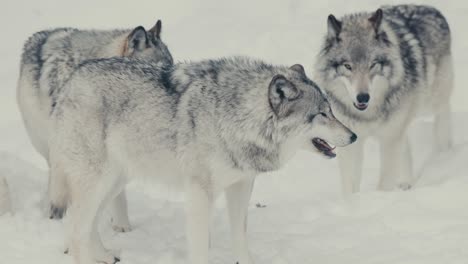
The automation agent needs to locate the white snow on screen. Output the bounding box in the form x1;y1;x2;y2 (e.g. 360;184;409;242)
1;0;468;263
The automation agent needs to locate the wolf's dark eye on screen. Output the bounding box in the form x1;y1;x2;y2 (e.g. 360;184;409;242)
320;112;327;118
370;62;381;70
343;63;352;71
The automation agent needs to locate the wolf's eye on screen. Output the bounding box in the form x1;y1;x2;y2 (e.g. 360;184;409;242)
320;112;327;118
370;62;381;70
343;63;352;71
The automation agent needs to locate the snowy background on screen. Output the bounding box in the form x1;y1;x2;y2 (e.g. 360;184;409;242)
1;0;468;263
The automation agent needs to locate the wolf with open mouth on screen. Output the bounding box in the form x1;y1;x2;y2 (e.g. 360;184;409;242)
49;56;356;264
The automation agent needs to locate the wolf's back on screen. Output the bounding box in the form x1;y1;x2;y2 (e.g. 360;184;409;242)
383;5;451;60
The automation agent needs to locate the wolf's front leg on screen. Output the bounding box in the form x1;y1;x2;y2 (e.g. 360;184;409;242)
186;181;213;264
379;135;413;191
225;177;255;264
110;190;131;232
338;139;364;196
48;163;69;219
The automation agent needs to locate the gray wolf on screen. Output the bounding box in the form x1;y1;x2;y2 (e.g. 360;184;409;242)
314;5;453;194
16;20;173;222
48;57;356;264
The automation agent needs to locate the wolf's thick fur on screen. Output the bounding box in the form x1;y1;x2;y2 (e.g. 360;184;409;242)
49;57;356;264
16;20;173;220
315;5;453;194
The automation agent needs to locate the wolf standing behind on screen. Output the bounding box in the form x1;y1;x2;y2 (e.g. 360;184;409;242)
49;57;356;264
315;5;453;194
16;20;173;221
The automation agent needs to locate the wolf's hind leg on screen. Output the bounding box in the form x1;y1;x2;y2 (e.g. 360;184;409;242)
186;179;213;264
225;177;255;264
68;167;123;264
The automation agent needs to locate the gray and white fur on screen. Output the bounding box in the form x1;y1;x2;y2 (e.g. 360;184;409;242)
48;57;356;264
16;20;173;221
314;5;453;194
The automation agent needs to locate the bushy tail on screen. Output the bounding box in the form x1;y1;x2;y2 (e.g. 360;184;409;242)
20;28;73;81
16;29;72;159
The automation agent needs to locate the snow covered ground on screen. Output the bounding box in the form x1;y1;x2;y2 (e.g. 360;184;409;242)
1;0;468;263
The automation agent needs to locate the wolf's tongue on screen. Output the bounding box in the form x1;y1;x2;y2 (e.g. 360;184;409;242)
312;138;337;158
313;138;333;151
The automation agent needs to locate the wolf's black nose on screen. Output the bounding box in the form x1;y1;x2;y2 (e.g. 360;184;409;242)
350;133;357;143
356;93;370;103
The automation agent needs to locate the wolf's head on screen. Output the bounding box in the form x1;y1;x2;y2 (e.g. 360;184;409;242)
123;20;173;65
316;9;403;114
269;64;357;158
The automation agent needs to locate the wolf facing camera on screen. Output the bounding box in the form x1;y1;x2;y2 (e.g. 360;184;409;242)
315;5;453;194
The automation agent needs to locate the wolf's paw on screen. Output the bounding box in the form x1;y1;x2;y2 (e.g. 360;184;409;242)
111;217;132;233
93;248;121;264
235;260;253;264
112;224;132;233
49;204;66;219
398;183;412;191
234;254;254;264
96;256;120;264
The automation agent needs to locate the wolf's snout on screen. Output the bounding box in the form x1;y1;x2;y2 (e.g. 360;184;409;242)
354;93;369;111
350;133;357;143
356;93;370;103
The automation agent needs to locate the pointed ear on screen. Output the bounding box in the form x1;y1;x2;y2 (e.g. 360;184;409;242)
268;75;301;117
369;9;383;34
127;26;148;52
149;19;162;39
327;14;342;39
290;64;306;76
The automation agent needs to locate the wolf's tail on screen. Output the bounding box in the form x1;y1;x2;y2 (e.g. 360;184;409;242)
20;28;74;80
17;29;72;160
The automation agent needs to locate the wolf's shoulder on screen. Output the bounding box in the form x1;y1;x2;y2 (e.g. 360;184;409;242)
382;5;449;31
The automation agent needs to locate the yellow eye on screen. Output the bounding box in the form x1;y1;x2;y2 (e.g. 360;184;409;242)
343;63;352;71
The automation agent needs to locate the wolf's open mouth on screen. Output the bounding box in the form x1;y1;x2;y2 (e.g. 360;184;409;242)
354;102;368;111
312;138;336;158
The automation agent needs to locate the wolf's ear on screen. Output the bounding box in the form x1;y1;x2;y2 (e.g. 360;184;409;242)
369;9;383;34
327;14;342;39
127;26;148;52
290;64;306;76
269;74;301;117
149;19;162;39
